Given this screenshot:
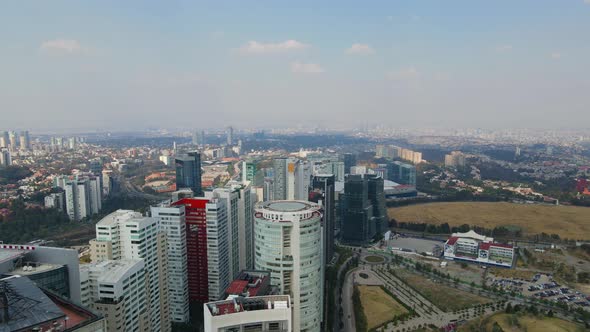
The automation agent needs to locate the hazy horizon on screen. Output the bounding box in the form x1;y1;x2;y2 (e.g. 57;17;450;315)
2;0;590;130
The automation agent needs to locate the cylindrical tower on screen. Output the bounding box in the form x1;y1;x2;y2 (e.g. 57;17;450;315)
254;200;323;332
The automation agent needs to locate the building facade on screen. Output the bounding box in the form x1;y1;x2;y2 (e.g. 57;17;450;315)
443;230;515;268
91;210;171;332
151;203;191;323
254;201;323;332
175;151;203;196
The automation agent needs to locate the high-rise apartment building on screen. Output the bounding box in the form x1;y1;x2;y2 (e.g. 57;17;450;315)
171;197;230;303
0;148;11;168
175;151;203;196
444;151;466;168
273;158;297;200
91;210;171;332
207;180;255;276
64;177;101;221
8;131;18;149
80;259;149;331
254;201;323;332
0;131;9;148
151;203;190;323
19;131;30;150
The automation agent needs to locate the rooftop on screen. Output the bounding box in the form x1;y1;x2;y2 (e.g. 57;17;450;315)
80;260;143;283
225;270;270;297
206;295;290;317
0;250;25;265
96;209;142;227
0;277;65;332
10;263;63;275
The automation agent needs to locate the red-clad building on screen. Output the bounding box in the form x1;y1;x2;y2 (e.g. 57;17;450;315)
172;197;210;303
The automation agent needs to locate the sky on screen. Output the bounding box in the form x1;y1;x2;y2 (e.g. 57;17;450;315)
1;0;590;131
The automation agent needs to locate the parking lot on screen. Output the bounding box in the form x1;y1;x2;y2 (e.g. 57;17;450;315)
488;273;590;310
385;234;443;255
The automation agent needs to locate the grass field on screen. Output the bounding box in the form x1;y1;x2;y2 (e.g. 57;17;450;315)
459;313;586;332
395;269;490;312
388;202;590;240
364;255;385;263
357;285;408;329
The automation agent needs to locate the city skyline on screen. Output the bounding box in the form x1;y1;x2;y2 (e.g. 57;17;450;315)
2;0;590;130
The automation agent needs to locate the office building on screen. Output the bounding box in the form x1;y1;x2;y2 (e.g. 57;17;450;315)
0;244;82;303
102;169;113;197
309;174;336;264
0;148;11;168
151;203;191;323
366;174;386;235
192;129;201;146
226;126;234;145
91;210;171;332
204;295;292;332
341;175;375;245
389;161;416;186
443;230;515;268
172;197;230;303
175;151;203;196
273;158;297;201
254;201;323;332
0;276;106;332
444;151;466;168
342;153;356;174
80;259;148;331
242;160;257;184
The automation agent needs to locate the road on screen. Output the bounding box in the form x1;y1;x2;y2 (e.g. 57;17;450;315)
341;267;357;332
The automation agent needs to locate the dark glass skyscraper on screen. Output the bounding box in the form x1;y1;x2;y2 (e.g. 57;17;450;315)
175;151;202;196
309;174;335;263
366;174;386;235
341;174;373;245
342;153;356;174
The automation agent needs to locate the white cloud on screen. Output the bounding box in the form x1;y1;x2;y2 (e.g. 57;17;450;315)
290;61;325;74
238;40;310;54
550;52;562;59
40;39;83;54
345;43;375;55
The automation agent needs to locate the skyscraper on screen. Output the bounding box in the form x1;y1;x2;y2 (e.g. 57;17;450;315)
175;151;203;196
273;158;297;201
151;203;190;323
171;197;230;302
341;175;374;245
342;153;356;174
0;148;11;168
80;259;149;332
366;174;386;235
8;131;18;149
91;210;171;332
309;174;336;264
192;129;200;146
0;131;9;148
19;131;30;150
254;201;323;332
226;126;234;145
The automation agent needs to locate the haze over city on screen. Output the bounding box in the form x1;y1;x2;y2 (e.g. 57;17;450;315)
2;0;590;131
